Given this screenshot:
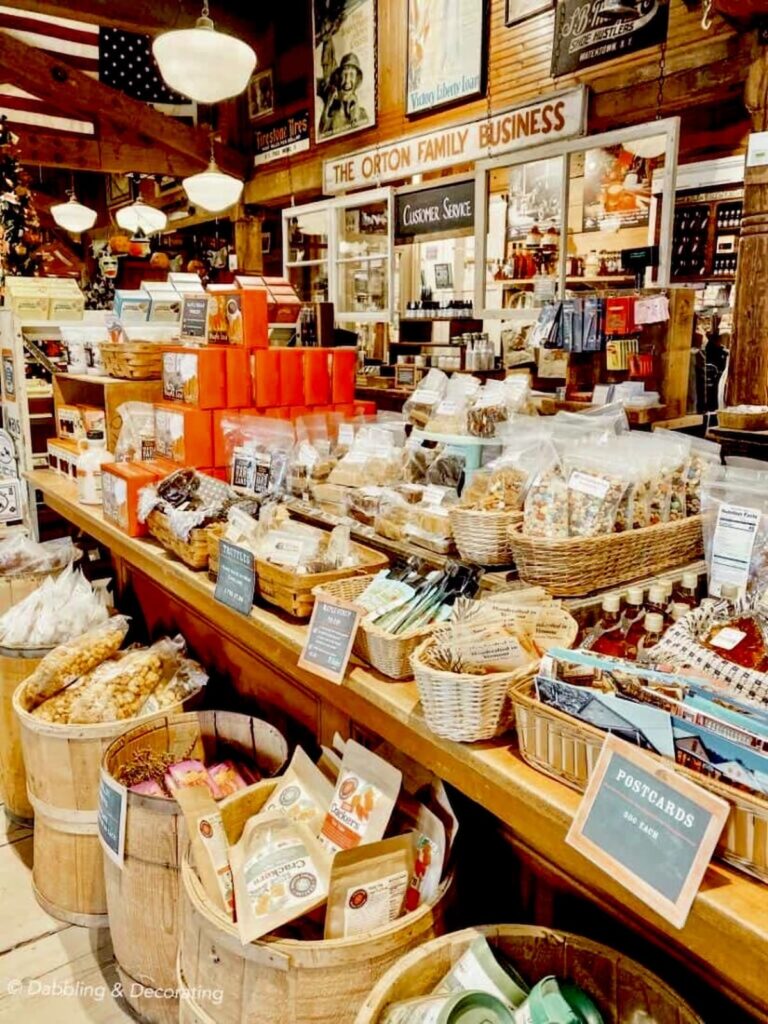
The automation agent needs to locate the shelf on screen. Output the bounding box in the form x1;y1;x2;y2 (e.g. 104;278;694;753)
501;276;635;288
336;254;389;264
285;259;328;268
399;317;478;323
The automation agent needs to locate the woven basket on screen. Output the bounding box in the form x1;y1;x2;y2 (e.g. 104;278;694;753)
100;342;162;380
207;523;224;579
410;632;530;742
257;544;389;619
508;515;703;597
314;575;433;681
449;507;522;566
718;408;768;431
511;677;768;883
146;509;214;570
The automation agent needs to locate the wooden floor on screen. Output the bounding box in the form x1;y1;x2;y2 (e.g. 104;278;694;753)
0;807;132;1023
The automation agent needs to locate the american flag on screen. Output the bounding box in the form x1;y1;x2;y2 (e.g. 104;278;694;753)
0;6;194;137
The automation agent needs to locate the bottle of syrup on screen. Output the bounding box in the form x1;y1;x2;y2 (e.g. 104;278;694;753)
637;612;665;664
646;584;670;625
676;571;699;609
589;595;627;659
621;587;646;660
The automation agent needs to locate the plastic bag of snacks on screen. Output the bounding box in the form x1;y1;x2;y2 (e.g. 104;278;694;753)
461;445;544;512
374;492;413;542
24;615;130;709
328;428;403;488
405;503;454;554
403;439;441;484
426;375;481;436
403;369;448;428
687;436;722;515
114;402;156;462
523;446;569;538
0;535;77;576
467;381;509;438
0;567;110;648
563;449;631;538
426;449;466;491
67;636;185;723
701;474;768;598
137;656;208;716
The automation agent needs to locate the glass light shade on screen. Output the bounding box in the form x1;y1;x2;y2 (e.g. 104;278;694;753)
115;200;167;235
51;195;97;233
182;162;243;212
152;18;256;103
623;137;666;159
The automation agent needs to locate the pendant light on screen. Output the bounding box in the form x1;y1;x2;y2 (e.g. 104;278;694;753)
623;137;667;159
116;197;167;236
182;136;243;213
152;0;256;104
51;179;97;234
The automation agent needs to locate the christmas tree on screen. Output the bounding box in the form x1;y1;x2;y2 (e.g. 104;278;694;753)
0;115;41;286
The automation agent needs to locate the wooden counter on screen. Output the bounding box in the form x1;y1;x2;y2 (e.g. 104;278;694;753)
29;468;768;1021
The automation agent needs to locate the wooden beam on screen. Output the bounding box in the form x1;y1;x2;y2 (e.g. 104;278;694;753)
16;129;210;177
0;29;248;177
0;0;265;46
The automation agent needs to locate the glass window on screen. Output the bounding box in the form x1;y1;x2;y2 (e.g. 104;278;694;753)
335;195;391;318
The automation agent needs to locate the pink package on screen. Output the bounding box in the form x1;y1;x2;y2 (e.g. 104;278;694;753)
130;779;167;798
207;760;248;798
166;759;216;796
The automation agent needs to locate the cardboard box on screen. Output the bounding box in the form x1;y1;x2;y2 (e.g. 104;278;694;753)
303;349;331;405
47;437;80;478
80;405;106;435
102;461;159;537
225;348;252;408
331;348;357;404
162;346;226;409
49;292;85;321
140;457;179;481
154;403;213;467
278;349;304;406
56;404;86;441
253;348;281;407
168;272;206;296
235;275;301;327
115;290;151;322
143;282;182;323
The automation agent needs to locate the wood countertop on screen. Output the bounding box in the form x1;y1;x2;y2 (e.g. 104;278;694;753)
29;469;768;1020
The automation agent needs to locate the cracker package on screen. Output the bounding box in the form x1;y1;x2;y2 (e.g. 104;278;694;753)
176;785;235;921
324;834;414;939
230;810;331;944
263;746;334;835
319;740;402;855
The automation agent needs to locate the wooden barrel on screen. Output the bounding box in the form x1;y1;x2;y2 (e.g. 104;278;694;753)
354;925;705;1024
13;678;200;927
177;782;453;1024
101;710;289;1024
0;643;52;824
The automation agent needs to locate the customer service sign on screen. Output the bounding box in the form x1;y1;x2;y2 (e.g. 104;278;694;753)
323;87;586;194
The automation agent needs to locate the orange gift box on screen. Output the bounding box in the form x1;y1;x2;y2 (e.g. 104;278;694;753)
102;462;159;537
236;275;300;326
162;346;226;409
207;285;268;347
254;349;281;407
154;403;213;467
331;348;357;404
303;349;331;405
279;349;304;406
140;457;179;481
226;348;252;408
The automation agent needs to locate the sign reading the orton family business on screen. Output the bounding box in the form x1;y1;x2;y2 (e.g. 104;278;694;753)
253;110;311;166
395;180;475;241
552;0;670;78
566;734;729;929
298;594;361;685
323;87;587;193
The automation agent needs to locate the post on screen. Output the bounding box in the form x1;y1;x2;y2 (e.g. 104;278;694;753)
233;203;263;273
726;50;768;406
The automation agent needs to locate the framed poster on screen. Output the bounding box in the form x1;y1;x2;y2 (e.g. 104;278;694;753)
552;0;670;78
407;0;485;116
507;156;563;240
582;144;657;232
434;263;453;288
312;0;377;143
106;174;131;210
506;0;553;26
248;69;275;121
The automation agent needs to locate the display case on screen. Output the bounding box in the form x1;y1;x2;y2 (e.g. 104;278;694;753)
283;203;331;304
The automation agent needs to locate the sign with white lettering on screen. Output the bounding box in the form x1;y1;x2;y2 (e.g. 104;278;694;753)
566;734;729;929
254;110;311;166
298;593;361;685
323;87;587;194
395;180;474;240
552;0;670;77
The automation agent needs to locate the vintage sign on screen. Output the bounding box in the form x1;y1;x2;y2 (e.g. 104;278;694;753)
323;87;587;194
552;0;670;77
312;0;377;144
395;180;475;240
406;0;485;115
254;110;311;166
566;734;729;929
298;593;361;685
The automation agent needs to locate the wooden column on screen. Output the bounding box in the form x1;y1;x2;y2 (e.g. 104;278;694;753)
727;51;768;406
233;204;263;273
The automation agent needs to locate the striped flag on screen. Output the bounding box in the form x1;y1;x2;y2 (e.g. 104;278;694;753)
0;6;194;137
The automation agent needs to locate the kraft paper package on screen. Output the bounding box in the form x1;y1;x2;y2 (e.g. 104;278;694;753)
176;785;235;921
262;746;334;835
318;740;402;855
324;833;415;939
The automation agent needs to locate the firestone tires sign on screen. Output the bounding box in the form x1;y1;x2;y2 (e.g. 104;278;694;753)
323;87;587;194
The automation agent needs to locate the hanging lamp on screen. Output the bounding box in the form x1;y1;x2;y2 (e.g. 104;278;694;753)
182;136;243;213
51;179;97;234
152;0;256;104
116;197;167;236
622;137;667;159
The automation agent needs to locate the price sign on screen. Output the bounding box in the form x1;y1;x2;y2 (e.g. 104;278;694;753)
180;294;209;342
98;772;127;869
566;734;728;929
298;593;361;685
214;540;256;615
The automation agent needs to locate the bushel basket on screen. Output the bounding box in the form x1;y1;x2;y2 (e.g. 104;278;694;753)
508;515;704;597
511;676;768;883
448;507;522;566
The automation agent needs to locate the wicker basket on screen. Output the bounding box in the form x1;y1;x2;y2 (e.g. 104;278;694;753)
410;632;530;742
718;408;768;431
207;523;224;579
508;515;703;597
449;507;522;566
511;677;768;883
100;342;163;380
257;543;389;619
146;510;215;570
354;925;704;1024
314;575;433;681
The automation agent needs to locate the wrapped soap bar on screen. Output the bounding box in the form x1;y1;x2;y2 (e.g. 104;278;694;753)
130;779;167;797
166;759;218;795
207;761;248;798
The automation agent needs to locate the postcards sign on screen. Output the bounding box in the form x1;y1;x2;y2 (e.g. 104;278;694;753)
323;87;587;194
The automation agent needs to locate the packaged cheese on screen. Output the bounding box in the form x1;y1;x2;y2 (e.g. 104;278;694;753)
154;403;213;467
162;346;227;409
102;461;159;537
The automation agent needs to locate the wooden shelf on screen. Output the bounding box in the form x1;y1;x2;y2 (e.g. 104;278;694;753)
390;341;467;348
25;465;768;1024
501;276;635;287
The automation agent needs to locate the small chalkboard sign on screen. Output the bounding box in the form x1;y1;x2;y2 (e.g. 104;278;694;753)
98;772;127;869
215;540;256;615
180;293;209;342
298;593;361;685
566;734;729;929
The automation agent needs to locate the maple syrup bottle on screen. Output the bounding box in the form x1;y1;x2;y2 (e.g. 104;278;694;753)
676;571;700;609
621;587;646;660
589;595;627;659
637;612;665;664
670;602;691;623
646;584;670;625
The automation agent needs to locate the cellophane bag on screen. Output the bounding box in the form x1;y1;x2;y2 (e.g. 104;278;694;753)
701;474;768;599
563;448;631;537
114;402;156;462
0;535;77;576
687;436;722;515
523;445;569;538
0;566;110;648
220;414;295;496
403;369;448;428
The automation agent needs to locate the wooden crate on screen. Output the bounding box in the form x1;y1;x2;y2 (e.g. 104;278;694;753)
53;372;163;452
